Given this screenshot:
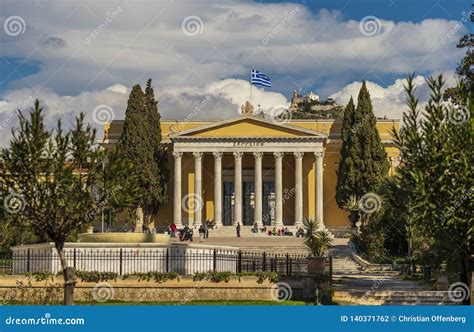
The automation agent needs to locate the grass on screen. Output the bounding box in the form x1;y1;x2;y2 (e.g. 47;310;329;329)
77;300;307;306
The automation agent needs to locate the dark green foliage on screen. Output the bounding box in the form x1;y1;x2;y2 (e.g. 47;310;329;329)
443;4;473;101
336;83;389;208
76;271;118;283
390;74;473;288
122;271;178;283
193;271;232;283
120;80;169;225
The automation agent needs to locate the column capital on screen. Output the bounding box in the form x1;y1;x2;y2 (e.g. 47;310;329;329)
253;152;264;159
213;152;223;159
233;151;243;159
173;151;183;159
193;152;203;160
273;152;284;159
314;151;324;159
294;152;304;159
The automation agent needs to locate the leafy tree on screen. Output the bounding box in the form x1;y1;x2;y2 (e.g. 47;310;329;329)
120;80;169;231
336;83;389;209
393;74;473;300
1;100;139;304
444;4;473;102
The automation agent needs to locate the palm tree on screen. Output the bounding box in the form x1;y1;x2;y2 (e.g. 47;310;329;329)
302;219;332;258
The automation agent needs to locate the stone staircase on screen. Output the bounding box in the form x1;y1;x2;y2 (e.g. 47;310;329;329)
332;290;461;305
330;244;364;275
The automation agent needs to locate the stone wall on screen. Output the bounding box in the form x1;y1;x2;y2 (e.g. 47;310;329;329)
0;275;277;304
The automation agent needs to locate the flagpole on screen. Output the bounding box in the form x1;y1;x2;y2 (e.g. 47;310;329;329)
250;69;253;104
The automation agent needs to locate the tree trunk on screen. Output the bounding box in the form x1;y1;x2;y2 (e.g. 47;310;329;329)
57;247;76;305
460;250;471;305
135;207;144;232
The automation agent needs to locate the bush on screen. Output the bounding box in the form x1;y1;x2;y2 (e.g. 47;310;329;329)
122;272;178;283
76;271;118;283
192;271;232;283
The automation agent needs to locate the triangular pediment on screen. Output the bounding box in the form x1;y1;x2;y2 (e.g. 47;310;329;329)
170;116;326;138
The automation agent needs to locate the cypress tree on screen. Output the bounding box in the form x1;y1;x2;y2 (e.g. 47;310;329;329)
336;82;389;208
336;97;357;207
120;80;168;231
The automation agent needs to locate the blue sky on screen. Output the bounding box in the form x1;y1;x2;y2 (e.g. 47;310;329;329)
0;0;471;145
266;0;469;23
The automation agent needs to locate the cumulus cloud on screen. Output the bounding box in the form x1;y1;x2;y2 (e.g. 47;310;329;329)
0;0;466;96
329;71;458;120
0;79;288;146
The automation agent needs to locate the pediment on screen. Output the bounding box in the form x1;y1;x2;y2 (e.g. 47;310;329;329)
170;116;326;138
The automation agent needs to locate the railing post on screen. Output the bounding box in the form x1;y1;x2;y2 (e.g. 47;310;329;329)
26;249;30;273
237;250;242;273
119;248;123;275
262;252;266;272
329;255;333;284
286;253;289;275
73;248;77;269
166;248;170;273
213;249;217;272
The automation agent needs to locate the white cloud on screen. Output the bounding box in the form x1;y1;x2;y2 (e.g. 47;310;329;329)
0;0;466;97
329;71;458;120
0;78;288;146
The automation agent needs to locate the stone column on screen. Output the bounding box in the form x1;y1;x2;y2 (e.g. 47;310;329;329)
173;152;183;227
273;152;284;227
213;152;223;228
315;151;324;229
294;152;304;228
253;152;263;227
233;152;243;226
193;152;203;227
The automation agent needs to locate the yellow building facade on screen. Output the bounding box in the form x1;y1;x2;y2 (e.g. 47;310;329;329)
103;113;400;232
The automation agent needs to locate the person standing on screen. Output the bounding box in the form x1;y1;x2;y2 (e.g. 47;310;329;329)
198;225;205;242
236;222;241;238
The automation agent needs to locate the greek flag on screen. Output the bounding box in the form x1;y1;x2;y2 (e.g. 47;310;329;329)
251;69;271;87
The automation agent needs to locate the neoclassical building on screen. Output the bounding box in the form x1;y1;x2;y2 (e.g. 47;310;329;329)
103;106;400;232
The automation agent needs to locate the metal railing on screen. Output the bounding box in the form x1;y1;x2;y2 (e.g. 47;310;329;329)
0;250;332;278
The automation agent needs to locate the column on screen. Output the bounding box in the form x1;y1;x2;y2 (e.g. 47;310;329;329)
294;152;304;227
273;152;284;227
213;152;223;227
253;152;263;227
173;152;183;227
193;152;203;227
315;151;324;229
233;152;243;226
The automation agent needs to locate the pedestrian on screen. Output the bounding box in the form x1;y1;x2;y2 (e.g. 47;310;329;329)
236;222;241;237
198;225;205;242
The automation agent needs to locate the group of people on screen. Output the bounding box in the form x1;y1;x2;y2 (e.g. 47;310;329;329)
166;223;194;242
